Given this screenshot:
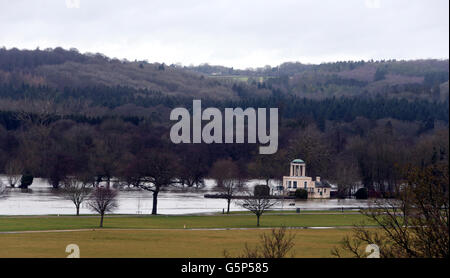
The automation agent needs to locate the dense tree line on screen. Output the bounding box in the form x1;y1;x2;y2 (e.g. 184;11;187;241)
188;59;449;79
0;47;90;71
0;84;447;128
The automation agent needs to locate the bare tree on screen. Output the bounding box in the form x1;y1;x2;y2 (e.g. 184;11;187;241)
61;178;91;216
332;163;449;258
287;125;333;178
4;160;23;188
178;144;208;188
88;187;118;227
210;158;246;213
220;179;243;214
247;153;285;187
210;158;240;188
237;191;278;227
330;153;361;198
14;102;55;185
224;227;296;258
134;149;180;215
0;180;8;200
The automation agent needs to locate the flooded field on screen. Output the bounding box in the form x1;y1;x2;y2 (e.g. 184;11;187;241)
0;177;371;215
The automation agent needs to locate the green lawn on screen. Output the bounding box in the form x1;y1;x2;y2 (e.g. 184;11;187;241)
225;210;360;215
0;213;372;232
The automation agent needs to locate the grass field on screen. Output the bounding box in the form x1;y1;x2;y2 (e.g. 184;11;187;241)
225;209;360;214
0;229;354;258
0;213;372;232
0;212;373;258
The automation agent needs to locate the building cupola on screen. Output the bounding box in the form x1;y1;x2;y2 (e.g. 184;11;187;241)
290;159;306;177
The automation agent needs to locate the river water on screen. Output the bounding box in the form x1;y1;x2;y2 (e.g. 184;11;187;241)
0;177;372;215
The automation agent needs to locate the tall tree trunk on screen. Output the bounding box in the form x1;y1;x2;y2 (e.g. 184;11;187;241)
257;215;260;227
100;213;104;227
227;198;231;214
152;190;159;215
76;205;80;216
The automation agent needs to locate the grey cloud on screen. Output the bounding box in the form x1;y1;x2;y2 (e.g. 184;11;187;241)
0;0;448;68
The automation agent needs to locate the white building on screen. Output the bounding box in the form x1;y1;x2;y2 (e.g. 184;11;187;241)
282;159;330;199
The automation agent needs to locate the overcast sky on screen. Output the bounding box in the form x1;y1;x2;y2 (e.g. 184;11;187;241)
0;0;448;69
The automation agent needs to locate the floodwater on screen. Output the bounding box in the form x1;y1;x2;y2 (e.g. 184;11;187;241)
0;177;372;215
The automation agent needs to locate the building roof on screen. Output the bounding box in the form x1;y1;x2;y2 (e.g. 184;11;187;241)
315;181;332;188
291;159;305;164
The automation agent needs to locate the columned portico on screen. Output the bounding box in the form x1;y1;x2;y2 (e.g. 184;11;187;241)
290;160;305;177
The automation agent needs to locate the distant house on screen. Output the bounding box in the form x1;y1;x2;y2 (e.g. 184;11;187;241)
282;159;330;199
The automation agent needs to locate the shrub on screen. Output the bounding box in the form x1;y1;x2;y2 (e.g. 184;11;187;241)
295;188;308;199
355;187;368;199
19;173;34;189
